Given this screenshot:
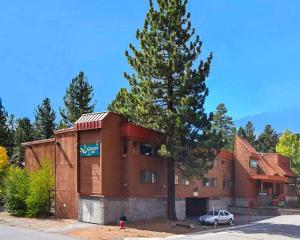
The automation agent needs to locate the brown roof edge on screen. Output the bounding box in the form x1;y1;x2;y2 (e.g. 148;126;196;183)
54;127;75;134
22;138;55;146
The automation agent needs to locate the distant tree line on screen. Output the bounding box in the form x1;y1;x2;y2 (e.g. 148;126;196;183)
0;71;95;166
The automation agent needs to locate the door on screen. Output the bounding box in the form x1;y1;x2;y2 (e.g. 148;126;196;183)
218;211;227;224
186;198;208;217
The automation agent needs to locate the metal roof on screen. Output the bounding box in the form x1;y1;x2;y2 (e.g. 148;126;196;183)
75;112;109;130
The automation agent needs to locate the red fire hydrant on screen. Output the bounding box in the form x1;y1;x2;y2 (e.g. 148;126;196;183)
119;220;125;229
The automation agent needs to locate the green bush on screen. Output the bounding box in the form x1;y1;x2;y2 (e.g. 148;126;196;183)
26;160;54;217
4;167;29;216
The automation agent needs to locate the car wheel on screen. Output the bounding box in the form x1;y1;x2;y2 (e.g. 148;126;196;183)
228;218;233;225
214;219;218;226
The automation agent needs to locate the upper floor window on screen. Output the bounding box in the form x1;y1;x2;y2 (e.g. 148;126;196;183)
140;170;159;184
213;159;218;167
202;177;210;187
225;179;232;189
211;178;217;187
175;175;179;185
249;159;258;168
140;143;155;156
180;176;190;185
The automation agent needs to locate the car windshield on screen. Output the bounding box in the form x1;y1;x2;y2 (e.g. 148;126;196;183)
207;211;219;216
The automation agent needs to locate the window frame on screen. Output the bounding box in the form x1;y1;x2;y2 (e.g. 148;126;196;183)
140;170;159;184
249;158;258;168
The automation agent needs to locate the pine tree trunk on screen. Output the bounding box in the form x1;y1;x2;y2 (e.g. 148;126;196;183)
167;158;177;220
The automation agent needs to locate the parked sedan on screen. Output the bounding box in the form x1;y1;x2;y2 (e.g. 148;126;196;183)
199;210;234;226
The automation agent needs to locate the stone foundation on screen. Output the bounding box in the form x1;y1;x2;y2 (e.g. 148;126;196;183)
78;196;167;224
175;198;186;220
208;197;233;211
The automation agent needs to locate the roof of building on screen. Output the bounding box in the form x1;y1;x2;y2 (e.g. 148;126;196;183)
236;136;296;178
22;138;55;146
75;112;109;130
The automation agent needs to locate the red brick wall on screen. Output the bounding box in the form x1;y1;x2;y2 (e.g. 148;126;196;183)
78;129;101;195
55;130;78;219
24;139;55;171
101;113;122;196
175;157;233;198
121;139;167;198
234;138;257;198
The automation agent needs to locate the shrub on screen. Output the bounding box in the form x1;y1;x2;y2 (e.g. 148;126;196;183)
4;167;29;216
26;160;54;217
0;146;9;204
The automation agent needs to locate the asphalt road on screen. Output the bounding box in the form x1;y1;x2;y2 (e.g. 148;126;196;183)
0;224;77;240
163;215;300;240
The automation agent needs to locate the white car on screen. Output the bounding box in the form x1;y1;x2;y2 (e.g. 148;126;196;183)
199;210;234;225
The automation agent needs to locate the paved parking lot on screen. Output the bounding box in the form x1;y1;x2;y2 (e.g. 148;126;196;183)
158;215;300;240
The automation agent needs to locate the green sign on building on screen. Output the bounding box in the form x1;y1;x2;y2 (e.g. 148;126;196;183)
80;143;100;157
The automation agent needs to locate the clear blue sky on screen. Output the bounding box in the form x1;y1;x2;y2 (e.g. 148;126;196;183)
1;0;300;131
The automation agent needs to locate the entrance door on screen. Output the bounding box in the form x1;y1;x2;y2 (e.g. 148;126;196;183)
186;198;208;217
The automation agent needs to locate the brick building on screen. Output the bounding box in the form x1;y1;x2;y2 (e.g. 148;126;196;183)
23;112;298;224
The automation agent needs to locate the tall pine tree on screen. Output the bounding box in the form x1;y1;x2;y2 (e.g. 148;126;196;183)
256;125;279;153
34;98;56;139
59;71;95;127
109;0;224;219
211;103;235;150
0;101;14;157
13;117;35;166
237;121;256;147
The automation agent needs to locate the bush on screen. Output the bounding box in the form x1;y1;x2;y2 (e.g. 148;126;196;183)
26;160;54;217
4;167;29;216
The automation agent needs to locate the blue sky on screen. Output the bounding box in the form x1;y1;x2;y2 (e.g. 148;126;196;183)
1;1;300;132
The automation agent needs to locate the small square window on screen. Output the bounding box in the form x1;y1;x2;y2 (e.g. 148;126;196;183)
180;176;190;185
250;159;258;168
140;170;159;184
211;178;217;187
140;143;155;156
202;177;210;187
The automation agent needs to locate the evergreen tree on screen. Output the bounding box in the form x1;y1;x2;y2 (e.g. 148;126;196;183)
211;103;235;150
237;126;246;138
13;118;35;166
34;98;56;139
109;0;224;219
256;125;279;153
59;72;95;127
237;121;256;146
0;102;14;157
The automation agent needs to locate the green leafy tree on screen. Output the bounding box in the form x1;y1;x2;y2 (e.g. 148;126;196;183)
4;166;29;216
26;159;54;217
109;0;224;219
13;118;35;166
34;98;56;139
237;121;256;146
59;71;95;127
276;130;300;175
211;103;235;150
256;125;279;153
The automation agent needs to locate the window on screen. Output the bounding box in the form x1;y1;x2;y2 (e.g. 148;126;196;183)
225;179;232;189
250;159;258;168
224;211;230;216
180;176;190;185
175;175;179;185
140;143;155;156
202;177;210;187
213;159;218;167
219;211;224;216
140;170;159;184
211;178;217;187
